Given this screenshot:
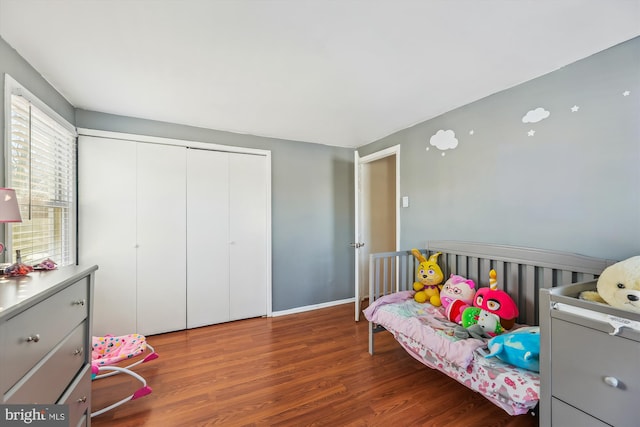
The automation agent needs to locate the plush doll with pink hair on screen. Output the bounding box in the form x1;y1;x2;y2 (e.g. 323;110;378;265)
440;274;476;323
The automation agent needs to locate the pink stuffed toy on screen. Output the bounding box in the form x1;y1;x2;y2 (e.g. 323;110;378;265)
440;274;476;323
460;269;519;335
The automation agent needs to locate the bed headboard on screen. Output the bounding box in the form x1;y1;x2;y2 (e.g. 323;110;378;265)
368;240;615;325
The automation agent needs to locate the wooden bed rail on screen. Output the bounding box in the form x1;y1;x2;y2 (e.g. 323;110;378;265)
367;241;615;354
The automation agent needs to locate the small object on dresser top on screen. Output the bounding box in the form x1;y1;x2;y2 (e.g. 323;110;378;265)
3;261;33;276
33;258;58;271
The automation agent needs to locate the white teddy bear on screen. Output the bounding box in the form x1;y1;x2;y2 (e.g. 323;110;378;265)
580;256;640;313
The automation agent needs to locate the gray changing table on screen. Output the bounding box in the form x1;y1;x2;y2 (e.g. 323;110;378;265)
540;281;640;427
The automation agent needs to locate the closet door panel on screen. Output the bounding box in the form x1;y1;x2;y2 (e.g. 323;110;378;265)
78;136;137;336
229;153;268;320
186;149;230;328
136;143;187;335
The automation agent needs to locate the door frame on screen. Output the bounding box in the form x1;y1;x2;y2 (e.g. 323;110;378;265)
354;144;401;321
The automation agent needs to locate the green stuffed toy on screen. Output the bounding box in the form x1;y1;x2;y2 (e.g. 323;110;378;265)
411;249;444;306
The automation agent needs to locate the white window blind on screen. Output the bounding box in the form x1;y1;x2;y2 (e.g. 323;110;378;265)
7;91;77;266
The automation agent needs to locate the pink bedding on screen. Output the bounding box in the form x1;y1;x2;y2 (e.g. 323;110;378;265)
363;292;539;415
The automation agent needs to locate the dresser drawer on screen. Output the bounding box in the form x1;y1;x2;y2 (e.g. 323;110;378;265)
0;277;88;394
4;322;87;404
552;398;609;427
59;364;91;427
551;318;639;427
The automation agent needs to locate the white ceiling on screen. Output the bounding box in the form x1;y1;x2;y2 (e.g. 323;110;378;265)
1;0;638;148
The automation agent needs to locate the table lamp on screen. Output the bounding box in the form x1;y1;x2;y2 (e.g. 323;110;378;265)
0;187;22;258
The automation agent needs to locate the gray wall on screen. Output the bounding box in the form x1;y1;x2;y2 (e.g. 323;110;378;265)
1;34;354;313
75;110;355;311
359;37;640;261
0;37;76;175
2;32;638;314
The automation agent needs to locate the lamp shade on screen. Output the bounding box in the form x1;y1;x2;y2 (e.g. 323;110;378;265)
0;188;22;222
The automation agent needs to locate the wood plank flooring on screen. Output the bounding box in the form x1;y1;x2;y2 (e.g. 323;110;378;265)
90;303;538;426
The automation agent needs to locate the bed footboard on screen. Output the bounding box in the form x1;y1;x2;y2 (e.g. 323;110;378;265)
367;241;614;355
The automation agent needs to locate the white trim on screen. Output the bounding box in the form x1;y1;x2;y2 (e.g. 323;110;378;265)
353;149;360;321
77;128;269;156
353;144;401;321
4;74;76;135
359;144;400;164
272;298;355;317
359;144;401;252
4;74;78;264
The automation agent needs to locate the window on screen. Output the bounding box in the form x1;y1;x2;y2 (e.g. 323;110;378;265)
5;76;77;266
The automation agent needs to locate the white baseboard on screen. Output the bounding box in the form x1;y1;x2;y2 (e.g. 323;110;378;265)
272;297;355;317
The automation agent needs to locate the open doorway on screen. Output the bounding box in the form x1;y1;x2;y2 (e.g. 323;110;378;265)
353;145;400;321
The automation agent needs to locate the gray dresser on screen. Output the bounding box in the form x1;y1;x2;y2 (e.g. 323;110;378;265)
540;281;640;427
0;265;98;427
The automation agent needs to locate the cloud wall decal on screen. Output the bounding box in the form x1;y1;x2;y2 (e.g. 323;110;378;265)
429;129;458;150
522;107;550;123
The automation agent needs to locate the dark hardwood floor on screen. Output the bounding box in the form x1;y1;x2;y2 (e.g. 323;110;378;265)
90;303;538;426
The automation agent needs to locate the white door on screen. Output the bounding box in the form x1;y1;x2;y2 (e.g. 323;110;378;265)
186;150;268;326
354;146;401;321
79;130;271;334
78;136;138;336
229;153;268;320
186;149;230;328
136;143;187;335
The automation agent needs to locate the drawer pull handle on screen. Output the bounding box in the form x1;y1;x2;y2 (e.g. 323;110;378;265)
25;334;40;343
73;348;83;356
72;299;86;306
603;376;619;388
77;396;87;403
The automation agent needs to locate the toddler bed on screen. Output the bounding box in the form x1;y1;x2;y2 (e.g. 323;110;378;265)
363;240;613;415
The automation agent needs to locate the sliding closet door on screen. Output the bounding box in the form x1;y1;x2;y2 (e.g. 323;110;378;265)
229;153;268;320
136;143;187;335
186;149;230;328
78;136;137;336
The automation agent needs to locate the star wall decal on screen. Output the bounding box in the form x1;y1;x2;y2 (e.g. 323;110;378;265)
469;130;474;135
571;105;580;112
528;130;536;137
623;90;631;96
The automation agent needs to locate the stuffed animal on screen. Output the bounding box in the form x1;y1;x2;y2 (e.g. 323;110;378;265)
455;269;519;338
441;275;476;323
485;326;540;372
440;274;476;309
580;256;640;313
411;249;444;306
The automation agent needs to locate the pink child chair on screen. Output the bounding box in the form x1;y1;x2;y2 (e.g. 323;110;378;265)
90;333;159;417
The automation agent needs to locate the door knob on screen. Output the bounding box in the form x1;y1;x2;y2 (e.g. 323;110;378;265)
350;242;365;248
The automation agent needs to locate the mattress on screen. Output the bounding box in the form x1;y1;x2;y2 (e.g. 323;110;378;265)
363;291;539;415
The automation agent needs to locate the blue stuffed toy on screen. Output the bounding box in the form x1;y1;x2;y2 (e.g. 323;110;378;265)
484;326;540;372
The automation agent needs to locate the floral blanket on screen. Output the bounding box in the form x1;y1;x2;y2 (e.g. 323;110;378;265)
363;291;540;415
363;291;486;367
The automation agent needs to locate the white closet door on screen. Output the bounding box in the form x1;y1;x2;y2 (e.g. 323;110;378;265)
229;153;268;320
186;149;230;328
78;136;137;336
136;143;187;335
